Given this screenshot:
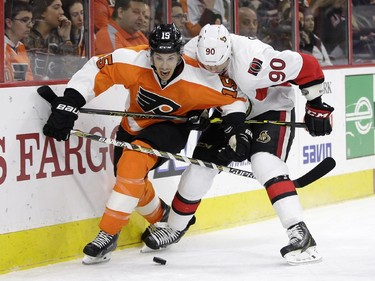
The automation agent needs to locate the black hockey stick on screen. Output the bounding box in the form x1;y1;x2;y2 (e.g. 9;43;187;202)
71;129;335;187
37;85;306;128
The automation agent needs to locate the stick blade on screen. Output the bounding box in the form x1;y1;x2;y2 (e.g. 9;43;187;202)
294;157;336;188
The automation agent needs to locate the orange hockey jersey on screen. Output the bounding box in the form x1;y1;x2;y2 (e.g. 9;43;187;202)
67;45;248;135
4;36;33;82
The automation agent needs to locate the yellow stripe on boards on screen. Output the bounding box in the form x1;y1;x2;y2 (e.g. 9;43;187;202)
1;170;373;275
0;213;147;275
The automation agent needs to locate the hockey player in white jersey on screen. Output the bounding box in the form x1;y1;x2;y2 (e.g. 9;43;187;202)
141;24;334;265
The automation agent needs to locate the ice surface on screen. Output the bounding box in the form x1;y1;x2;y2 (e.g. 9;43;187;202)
1;196;374;281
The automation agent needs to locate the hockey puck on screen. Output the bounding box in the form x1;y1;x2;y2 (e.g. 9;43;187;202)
153;256;167;265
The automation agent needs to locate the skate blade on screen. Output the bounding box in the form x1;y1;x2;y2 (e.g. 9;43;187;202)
284;246;322;266
140;244;167;253
82;252;112;265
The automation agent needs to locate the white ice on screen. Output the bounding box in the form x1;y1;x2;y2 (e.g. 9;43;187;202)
2;196;375;281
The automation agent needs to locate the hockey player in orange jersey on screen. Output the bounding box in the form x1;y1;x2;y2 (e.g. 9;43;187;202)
42;23;250;264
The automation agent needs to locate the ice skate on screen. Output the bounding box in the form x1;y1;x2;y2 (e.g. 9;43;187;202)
280;221;322;265
141;199;170;242
141;216;196;251
82;230;119;265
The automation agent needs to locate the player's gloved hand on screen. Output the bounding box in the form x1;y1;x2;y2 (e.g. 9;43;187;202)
43;88;86;141
218;124;252;162
186;109;210;131
304;96;334;136
217;112;251;162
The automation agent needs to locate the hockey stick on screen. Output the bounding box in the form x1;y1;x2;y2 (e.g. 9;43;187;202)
70;129;335;187
37;85;306;128
71;129;256;179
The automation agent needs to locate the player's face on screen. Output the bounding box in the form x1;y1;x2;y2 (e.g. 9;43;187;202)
199;58;230;74
152;52;180;81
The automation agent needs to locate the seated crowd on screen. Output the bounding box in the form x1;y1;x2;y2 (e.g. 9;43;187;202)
3;0;375;82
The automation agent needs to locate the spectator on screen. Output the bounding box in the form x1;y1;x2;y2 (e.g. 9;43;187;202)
171;1;189;41
4;0;34;82
352;2;375;62
238;6;273;46
257;0;293;51
23;0;76;80
94;0;114;33
310;0;348;63
180;0;226;37
238;6;258;37
140;3;151;37
95;0;149;55
63;0;86;57
300;8;332;66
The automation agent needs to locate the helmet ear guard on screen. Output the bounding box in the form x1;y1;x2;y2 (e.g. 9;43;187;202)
196;24;232;66
149;23;184;56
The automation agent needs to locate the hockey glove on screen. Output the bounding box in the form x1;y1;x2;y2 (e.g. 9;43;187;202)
218;112;252;162
304;97;334;136
43;88;86;141
218;124;252;162
186;109;210;131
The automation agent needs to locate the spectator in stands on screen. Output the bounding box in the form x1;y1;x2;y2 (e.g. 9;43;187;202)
94;0;114;33
238;6;272;45
171;1;189;41
23;0;76;80
300;8;332;66
95;0;149;55
62;0;88;74
180;0;226;37
4;0;34;82
352;1;375;62
63;0;86;57
310;0;348;63
238;6;258;37
140;3;151;37
257;0;293;51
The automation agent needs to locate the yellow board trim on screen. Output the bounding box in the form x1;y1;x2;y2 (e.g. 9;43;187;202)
1;170;373;274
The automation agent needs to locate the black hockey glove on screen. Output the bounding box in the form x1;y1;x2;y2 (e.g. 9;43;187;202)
186;109;210;131
43;88;86;141
217;112;252;162
304;97;334;137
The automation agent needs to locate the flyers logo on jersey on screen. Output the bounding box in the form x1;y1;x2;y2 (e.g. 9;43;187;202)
136;87;181;114
248;58;263;76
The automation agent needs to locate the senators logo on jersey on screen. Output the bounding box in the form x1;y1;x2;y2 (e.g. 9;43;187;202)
136;87;181;114
248;58;263;76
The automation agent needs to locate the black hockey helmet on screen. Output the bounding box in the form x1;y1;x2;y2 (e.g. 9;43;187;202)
149;23;183;55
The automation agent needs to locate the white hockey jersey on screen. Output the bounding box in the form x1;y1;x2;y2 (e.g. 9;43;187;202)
184;34;325;118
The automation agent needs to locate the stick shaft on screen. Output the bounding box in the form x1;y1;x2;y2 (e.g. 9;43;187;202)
80;108;188;121
70;130;334;187
37;86;305;128
70;130;256;179
80;108;306;128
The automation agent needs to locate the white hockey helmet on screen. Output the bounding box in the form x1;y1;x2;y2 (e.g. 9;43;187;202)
196;24;232;66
